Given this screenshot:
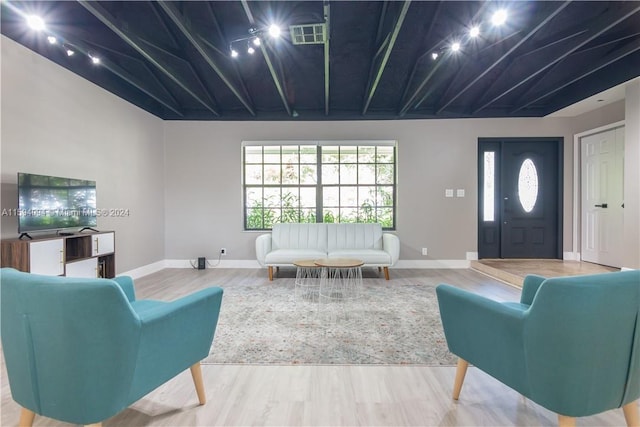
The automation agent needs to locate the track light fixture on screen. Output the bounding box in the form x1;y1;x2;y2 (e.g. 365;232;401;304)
491;9;508;26
63;43;75;56
229;23;283;58
26;15;45;31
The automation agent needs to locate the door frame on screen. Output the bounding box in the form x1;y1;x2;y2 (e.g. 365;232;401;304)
572;120;625;262
478;137;564;259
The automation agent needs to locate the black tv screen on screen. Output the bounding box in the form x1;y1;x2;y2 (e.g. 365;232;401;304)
18;172;97;233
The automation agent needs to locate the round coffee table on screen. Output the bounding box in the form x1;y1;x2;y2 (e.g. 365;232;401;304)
314;258;364;307
293;259;322;306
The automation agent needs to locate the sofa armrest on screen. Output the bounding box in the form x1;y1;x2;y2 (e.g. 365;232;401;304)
382;233;400;266
520;274;547;305
255;233;272;266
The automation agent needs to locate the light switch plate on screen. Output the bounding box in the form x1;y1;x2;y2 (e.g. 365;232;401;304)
457;189;465;197
445;189;454;198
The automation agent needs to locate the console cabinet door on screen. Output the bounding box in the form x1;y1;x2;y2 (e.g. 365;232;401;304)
92;232;115;256
30;239;64;276
65;257;98;278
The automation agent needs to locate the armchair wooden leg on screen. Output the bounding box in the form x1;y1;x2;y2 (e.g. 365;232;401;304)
19;408;35;427
452;358;469;400
623;400;640;427
190;362;206;405
383;266;390;280
268;266;273;281
558;415;576;426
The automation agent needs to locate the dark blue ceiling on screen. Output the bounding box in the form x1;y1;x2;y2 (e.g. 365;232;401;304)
2;1;639;121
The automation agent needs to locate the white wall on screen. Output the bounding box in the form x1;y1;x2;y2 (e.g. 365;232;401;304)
1;36;166;273
163;118;581;262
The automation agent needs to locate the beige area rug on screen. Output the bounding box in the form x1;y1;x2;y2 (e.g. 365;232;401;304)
204;276;456;365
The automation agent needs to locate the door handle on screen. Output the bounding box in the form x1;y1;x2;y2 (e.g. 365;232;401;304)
594;203;608;208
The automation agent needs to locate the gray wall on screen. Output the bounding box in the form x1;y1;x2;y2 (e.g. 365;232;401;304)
1;36;166;273
163;118;581;262
624;82;640;268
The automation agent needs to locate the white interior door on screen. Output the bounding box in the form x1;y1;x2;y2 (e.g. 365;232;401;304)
581;127;624;267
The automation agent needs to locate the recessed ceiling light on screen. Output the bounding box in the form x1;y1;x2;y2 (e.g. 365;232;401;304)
253;37;261;47
26;15;46;31
247;46;255;54
90;55;101;64
491;9;508;26
431;52;439;60
469;26;480;38
47;35;57;44
66;49;75;56
231;49;239;58
268;24;281;38
451;42;461;52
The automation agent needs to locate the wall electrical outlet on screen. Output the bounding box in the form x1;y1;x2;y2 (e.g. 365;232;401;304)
220;248;226;256
422;248;428;256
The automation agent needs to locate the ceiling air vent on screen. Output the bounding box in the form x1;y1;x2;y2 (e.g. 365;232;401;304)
289;23;326;45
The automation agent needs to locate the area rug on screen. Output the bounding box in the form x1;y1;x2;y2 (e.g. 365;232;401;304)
204;276;457;365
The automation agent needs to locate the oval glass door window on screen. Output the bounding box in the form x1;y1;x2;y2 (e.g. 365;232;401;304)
518;159;538;213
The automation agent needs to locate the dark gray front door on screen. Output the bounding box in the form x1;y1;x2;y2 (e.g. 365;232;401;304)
478;138;562;259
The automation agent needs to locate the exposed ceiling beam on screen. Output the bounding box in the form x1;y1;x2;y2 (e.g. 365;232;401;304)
324;2;331;115
58;32;183;116
362;0;411;115
200;2;255;108
397;1;442;111
412;29;522;110
513;32;637;105
156;2;256;116
434;1;571;114
78;0;219;116
513;37;640;113
472;3;640;114
241;0;292;117
398;52;448;116
398;1;491;116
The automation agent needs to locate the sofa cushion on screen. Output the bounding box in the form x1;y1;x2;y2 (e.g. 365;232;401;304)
264;249;328;265
327;223;383;251
272;223;328;251
328;249;391;264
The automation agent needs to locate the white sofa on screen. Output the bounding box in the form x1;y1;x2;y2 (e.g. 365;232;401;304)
255;223;400;280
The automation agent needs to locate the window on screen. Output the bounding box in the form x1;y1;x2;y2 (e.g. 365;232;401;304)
518;158;538;213
483;151;495;221
243;141;396;230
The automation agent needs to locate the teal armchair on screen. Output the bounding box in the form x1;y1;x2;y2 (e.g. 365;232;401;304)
0;268;223;427
436;270;640;426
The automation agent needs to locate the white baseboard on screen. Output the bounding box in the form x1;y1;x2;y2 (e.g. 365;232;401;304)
563;252;581;261
164;259;262;269
120;260;167;279
466;252;478;261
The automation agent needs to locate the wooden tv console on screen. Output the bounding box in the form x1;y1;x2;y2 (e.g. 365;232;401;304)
1;231;115;278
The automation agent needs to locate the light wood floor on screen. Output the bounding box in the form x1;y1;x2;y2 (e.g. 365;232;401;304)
1;267;633;426
471;259;618;287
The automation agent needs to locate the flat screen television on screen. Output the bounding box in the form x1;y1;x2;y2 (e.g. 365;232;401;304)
18;172;97;233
